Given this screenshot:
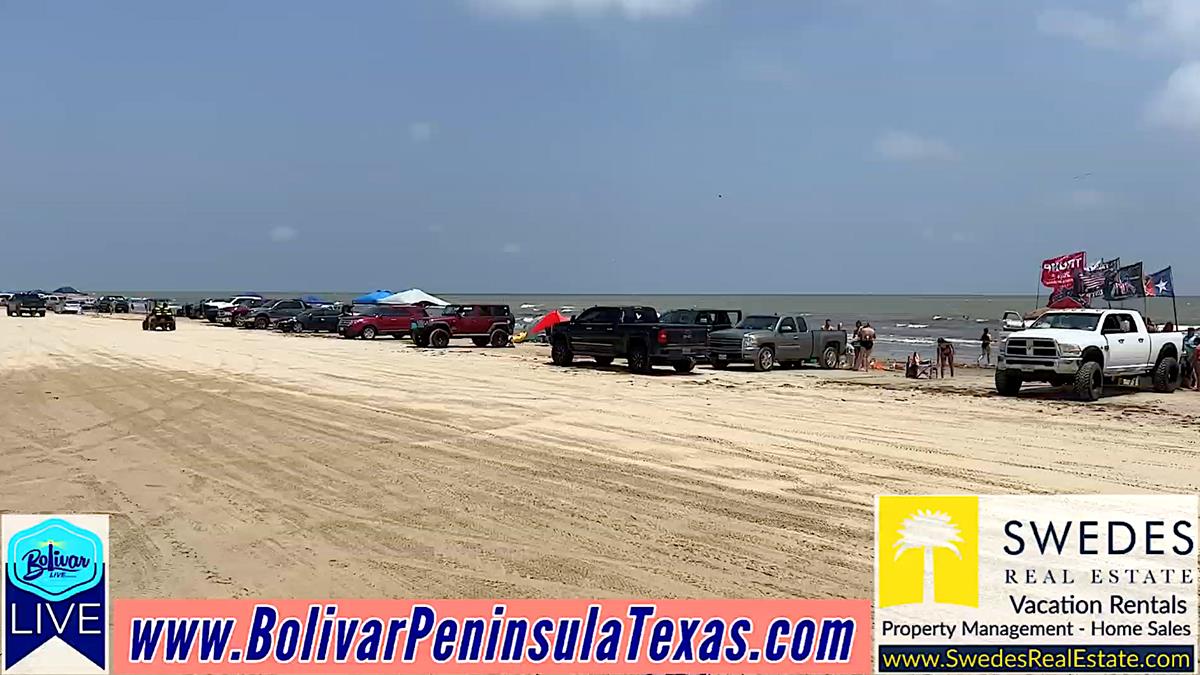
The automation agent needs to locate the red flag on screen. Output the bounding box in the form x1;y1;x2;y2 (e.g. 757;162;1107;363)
1041;251;1087;288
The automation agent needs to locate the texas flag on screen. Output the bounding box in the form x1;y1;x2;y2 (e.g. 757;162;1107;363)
1144;266;1174;297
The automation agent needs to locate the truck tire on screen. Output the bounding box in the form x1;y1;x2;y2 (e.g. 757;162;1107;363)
254;315;269;330
38;311;45;317
142;320;149;331
551;338;573;366
489;328;509;347
413;332;429;347
1152;356;1179;393
1073;361;1103;401
472;337;489;347
819;345;839;369
673;358;696;374
709;356;728;370
628;343;652;374
429;327;451;348
594;356;613;366
361;325;378;340
995;369;1022;396
753;346;775;372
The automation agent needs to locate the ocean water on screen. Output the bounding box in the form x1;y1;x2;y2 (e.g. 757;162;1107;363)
102;291;1200;362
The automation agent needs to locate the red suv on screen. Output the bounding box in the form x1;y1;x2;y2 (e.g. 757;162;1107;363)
338;305;427;339
410;304;515;348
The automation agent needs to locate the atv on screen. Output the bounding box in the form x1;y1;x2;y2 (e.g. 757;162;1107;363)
142;300;177;331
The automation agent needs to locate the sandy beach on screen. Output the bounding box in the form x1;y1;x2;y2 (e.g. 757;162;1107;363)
2;313;1197;601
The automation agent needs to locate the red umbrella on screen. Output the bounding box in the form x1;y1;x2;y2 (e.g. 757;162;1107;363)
530;310;569;334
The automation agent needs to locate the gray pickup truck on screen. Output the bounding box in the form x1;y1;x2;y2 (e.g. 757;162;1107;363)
707;314;847;372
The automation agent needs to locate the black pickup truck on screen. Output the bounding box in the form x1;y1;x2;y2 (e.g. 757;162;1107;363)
550;306;709;374
6;293;46;317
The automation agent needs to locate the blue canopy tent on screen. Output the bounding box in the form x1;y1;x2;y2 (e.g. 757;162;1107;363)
352;290;394;304
54;286;80;294
301;294;330;305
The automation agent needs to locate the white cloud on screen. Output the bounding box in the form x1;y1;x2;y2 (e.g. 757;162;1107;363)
469;0;704;19
1146;61;1200;135
408;122;434;143
1036;8;1125;49
1130;0;1200;55
269;226;298;242
501;242;522;254
874;131;959;162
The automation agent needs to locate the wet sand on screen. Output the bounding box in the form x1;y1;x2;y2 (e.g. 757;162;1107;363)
2;313;1197;599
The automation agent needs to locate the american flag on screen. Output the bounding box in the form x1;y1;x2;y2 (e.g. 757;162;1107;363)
1081;258;1118;294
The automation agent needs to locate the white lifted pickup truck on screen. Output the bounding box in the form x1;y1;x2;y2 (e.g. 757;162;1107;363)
996;309;1184;401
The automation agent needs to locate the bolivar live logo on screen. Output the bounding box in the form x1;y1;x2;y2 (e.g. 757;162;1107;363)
3;514;109;674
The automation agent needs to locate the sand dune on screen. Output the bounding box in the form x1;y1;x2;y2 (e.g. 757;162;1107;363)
1;313;1197;600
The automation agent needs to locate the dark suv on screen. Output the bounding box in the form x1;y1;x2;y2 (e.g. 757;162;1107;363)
95;295;130;313
410;305;515;348
243;299;309;329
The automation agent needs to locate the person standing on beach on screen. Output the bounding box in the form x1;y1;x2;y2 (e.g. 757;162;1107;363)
858;322;876;371
822;319;834;330
937;337;955;377
978;328;992;367
851;320;863;370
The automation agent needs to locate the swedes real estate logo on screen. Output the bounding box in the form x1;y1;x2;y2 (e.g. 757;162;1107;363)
875;496;1197;673
3;514;109;674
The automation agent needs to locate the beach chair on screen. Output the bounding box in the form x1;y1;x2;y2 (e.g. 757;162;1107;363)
916;358;938;379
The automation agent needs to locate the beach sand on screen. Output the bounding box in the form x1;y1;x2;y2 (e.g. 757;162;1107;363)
2;313;1197;600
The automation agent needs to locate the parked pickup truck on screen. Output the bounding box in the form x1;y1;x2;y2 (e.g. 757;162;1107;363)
6;293;47;317
707;314;846;372
996;309;1184;401
410;304;515;348
339;304;427;339
550;306;709;374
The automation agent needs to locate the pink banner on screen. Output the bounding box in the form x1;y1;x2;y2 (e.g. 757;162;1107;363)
1041;251;1086;288
114;599;870;674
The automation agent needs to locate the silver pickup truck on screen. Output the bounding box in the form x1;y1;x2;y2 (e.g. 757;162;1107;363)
707;314;847;372
996;309;1184;401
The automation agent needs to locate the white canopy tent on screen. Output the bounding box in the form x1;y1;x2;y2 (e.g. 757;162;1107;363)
378;288;450;306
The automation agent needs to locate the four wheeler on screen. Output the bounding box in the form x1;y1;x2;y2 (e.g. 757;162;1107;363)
142;300;177;331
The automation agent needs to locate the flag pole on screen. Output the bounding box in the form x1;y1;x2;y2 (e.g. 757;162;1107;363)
1172;294;1178;327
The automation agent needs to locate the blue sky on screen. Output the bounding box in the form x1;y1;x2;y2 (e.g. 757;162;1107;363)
1;0;1198;293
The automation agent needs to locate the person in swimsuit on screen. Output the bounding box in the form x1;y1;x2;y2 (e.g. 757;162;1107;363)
858;322;876;371
978;328;992;367
937;337;955;377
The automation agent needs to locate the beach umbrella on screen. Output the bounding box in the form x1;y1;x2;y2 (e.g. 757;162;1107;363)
378;288;449;306
529;310;569;335
352;290;395;304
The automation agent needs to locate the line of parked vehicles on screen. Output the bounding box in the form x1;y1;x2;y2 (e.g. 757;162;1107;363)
180;295;520;349
177;296;850;373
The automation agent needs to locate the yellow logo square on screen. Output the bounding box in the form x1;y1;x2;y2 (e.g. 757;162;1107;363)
877;495;978;608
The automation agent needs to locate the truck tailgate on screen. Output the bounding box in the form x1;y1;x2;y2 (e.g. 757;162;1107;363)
657;326;708;347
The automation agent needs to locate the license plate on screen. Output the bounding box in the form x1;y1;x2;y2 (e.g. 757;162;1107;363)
716;354;727;360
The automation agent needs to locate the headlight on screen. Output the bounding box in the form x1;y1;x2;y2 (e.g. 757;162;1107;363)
742;334;757;346
1058;343;1082;356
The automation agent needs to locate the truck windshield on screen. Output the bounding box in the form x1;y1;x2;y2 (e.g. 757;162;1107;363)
658;310;695;324
737;316;779;330
1030;313;1100;331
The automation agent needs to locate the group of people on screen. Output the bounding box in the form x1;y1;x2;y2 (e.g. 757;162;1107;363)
820;319;878;371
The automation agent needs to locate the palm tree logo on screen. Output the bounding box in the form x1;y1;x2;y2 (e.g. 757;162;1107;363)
892;509;963;604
